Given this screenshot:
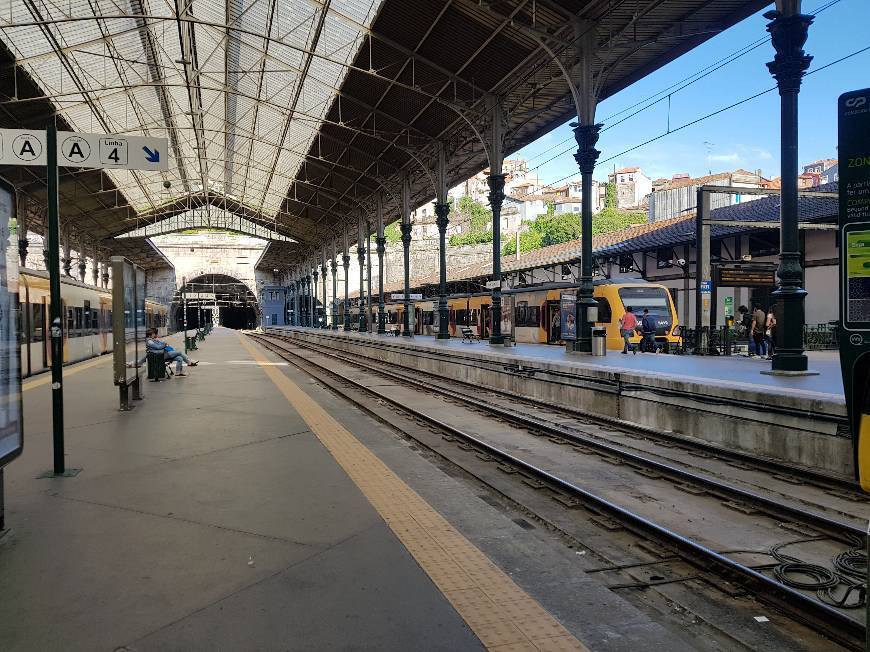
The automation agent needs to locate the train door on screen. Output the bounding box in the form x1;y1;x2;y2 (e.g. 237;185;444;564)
546;301;561;344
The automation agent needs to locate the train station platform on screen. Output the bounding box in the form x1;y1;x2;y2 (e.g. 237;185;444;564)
269;327;850;479
0;327;706;651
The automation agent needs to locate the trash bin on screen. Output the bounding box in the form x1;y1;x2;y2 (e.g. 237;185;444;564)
592;327;607;356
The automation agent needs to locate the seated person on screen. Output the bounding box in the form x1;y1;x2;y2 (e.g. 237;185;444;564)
146;328;198;376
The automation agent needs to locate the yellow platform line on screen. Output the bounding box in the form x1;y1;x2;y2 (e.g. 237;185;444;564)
22;354;111;392
240;334;589;652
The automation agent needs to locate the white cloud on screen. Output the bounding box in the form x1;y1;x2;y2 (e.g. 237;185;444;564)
709;152;741;163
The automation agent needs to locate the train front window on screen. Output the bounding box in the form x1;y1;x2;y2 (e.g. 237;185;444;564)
617;287;672;331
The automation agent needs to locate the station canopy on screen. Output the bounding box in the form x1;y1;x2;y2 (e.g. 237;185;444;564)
0;0;768;271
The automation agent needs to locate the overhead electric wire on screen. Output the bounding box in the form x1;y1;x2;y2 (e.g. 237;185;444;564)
523;0;848;167
506;42;869;203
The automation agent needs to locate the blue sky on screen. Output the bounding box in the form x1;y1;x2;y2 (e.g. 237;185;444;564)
514;0;869;186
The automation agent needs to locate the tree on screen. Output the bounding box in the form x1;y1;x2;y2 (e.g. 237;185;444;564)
449;196;493;246
384;221;402;244
501;185;645;257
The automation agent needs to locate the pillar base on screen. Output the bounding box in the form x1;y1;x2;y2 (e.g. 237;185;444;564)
760;368;819;377
436;333;450;340
488;336;505;346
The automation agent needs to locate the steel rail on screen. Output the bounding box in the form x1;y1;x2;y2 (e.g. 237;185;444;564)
278;330;856;492
249;332;866;650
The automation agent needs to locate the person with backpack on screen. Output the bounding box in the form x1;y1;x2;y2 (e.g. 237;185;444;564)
640;308;657;353
751;304;766;358
618;306;637;354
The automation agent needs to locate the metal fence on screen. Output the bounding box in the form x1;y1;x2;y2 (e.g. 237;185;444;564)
675;323;839;355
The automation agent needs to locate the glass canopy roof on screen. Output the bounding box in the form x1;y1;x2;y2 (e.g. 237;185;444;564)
2;0;383;216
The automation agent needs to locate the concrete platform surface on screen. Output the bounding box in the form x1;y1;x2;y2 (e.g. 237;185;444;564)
2;327;694;651
275;327;843;403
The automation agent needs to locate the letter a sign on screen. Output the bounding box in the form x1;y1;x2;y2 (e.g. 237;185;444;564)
0;128;168;171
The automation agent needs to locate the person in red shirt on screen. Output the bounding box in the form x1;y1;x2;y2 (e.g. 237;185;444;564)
619;306;637;354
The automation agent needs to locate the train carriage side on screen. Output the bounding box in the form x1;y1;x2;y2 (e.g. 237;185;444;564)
593;282;679;350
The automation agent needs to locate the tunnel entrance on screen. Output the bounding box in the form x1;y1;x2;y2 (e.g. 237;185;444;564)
173;274;259;330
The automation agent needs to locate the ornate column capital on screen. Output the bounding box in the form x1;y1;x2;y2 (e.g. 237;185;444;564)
765;10;813;94
331;259;338;273
342;254;351;267
487;173;506;212
434;202;450;232
400;223;412;245
571;122;602;175
375;236;386;255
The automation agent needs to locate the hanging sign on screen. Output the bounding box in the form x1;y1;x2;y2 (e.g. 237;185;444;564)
0;129;169;171
390;293;423;301
485;280;501;289
837;87;870;491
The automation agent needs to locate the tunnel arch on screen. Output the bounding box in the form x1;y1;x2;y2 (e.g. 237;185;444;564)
173;273;259;330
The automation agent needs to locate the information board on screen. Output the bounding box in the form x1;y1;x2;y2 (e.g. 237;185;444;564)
714;264;777;288
560;292;576;340
837;87;870;490
0;179;21;467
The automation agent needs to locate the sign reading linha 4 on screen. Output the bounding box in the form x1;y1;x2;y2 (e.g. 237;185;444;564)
0;128;169;171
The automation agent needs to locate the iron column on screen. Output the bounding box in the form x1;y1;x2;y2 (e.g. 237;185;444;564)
343;228;351;331
321;249;328;330
47;126;65;475
358;214;367;332
435;143;450;339
312;264;318;328
488;98;505;345
401;174;413;336
366;230;373;332
765;1;813;373
331;240;338;330
570;121;602;353
376;193;386;334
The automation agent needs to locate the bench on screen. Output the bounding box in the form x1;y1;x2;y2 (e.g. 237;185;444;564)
461;326;479;343
387;327;401;337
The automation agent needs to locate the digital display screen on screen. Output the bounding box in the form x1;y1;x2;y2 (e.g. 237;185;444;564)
847;229;870;323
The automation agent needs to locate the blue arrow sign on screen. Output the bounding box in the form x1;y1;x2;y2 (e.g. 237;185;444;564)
142;146;160;163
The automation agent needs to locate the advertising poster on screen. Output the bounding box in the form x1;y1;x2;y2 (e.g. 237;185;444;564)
500;295;513;342
0;181;22;466
560;292;576;340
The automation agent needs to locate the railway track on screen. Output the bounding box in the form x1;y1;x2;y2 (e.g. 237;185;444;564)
269;332;866;517
250;332;868;650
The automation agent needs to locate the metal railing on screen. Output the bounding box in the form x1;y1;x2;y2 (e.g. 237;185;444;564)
677;322;839;355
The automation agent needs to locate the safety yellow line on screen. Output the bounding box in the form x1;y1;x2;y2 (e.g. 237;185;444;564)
22;354;111;392
239;334;588;652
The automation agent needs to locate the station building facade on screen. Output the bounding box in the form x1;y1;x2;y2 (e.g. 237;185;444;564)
261;285;289;327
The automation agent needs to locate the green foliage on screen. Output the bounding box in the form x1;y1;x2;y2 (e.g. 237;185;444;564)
502;188;646;257
503;201;579;256
384;222;402;244
448;196;493;246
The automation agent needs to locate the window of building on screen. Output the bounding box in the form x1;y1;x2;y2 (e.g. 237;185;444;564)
748;231;779;257
656;248;673;269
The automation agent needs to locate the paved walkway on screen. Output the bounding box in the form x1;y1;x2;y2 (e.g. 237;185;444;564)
2;327;641;651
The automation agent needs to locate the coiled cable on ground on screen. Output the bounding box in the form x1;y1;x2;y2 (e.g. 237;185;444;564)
768;539;867;609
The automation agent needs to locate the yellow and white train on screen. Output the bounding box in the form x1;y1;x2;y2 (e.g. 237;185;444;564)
343;280;680;351
18;268;168;377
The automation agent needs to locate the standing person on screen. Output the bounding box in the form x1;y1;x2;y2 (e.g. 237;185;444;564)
751;304;767;359
738;305;755;356
619;306;637;354
146;328;198;376
640;308;657;353
765;305;777;359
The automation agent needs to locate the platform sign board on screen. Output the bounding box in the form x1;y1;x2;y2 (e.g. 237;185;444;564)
0;179;22;467
837;87;870;490
714;264;777;288
0;129;168;172
111;257;145;391
560;292;576;340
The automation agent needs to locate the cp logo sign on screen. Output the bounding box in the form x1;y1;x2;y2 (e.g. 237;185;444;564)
850;333;864;346
846;96;867;109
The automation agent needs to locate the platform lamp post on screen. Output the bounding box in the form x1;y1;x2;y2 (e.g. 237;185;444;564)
376;192;387;335
765;0;813;374
401;174;413;337
311;261;318;328
331;240;338;330
182;276;188;353
357;213;368;333
343;228;351;331
435;143;450;340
